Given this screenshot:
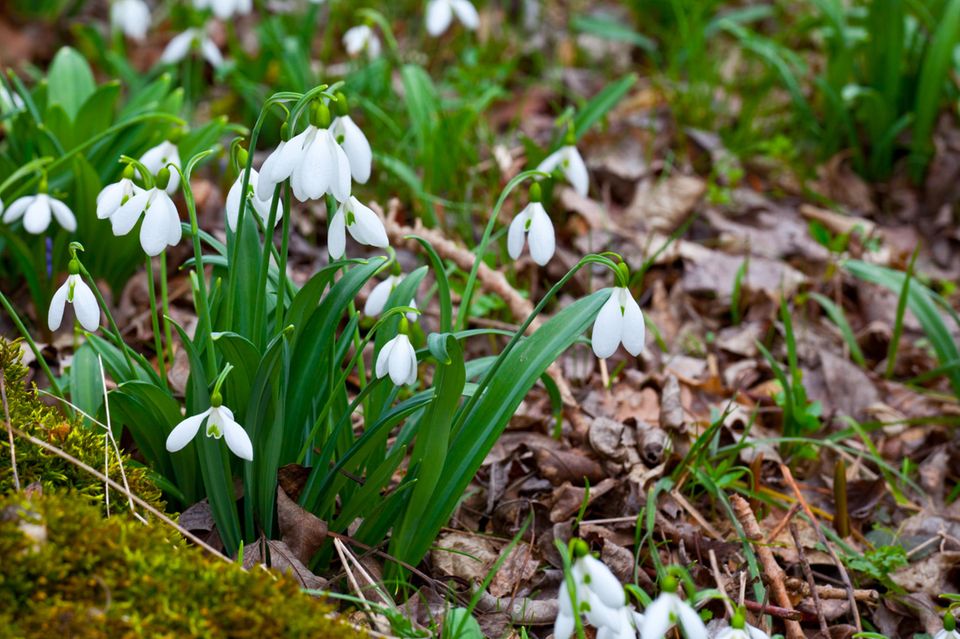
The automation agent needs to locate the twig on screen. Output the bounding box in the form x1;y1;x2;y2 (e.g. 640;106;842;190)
709;549;735;617
11;426;227;561
384;215;577;407
790;522;829;637
1;371;19;492
332;537;393;635
780;463;862;633
740;599;803;622
730;493;805;639
765;502;801;544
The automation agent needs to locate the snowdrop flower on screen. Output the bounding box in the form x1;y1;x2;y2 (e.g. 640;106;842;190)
376;332;418;386
715;609;769;639
426;0;479;36
0;85;24;115
591;287;644;359
110;0;150;41
364;274;417;320
343;25;381;58
226;168;283;231
555;541;636;639
328;196;389;259
640;578;707;639
194;0;251;20
332;98;372;184
507;185;554;266
161;28;224;69
3;192;76;234
97;176;144;221
48;261;99;333
258;103;351;203
109;176;182;256
139;141;181;195
935;613;960;639
166;399;253;460
536;142;589;197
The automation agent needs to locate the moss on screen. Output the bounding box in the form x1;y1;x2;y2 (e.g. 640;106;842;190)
0;339;163;514
0;491;362;638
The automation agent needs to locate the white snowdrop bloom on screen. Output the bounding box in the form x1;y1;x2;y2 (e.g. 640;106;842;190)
536;144;589;197
3;193;76;234
226;168;283;231
716;624;770;639
110;0;150;41
109;186;182;256
48;273;100;333
328;196;389;259
572;554;625;610
166;403;253;460
640;590;707;639
97;178;144;221
258;124;351;203
332;115;372;184
160;28;224;69
426;0;479;36
343;25;381;58
194;0;251;20
364;275;418;320
376;334;418;386
591;287;645;359
507;201;554;266
0;85;24;114
139;141;181;195
935;629;960;639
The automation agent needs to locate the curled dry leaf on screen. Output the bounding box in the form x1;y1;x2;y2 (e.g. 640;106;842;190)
431;531;500;583
276;486;328;565
533;446;606;486
549;477;618;522
242;539;327;591
627;173;705;233
489;542;540;597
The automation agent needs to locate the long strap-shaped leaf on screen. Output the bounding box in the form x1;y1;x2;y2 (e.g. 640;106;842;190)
403;290;608;567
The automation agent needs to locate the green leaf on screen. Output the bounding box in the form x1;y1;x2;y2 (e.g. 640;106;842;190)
46;47;96;121
809;293;867;367
442;609;483;639
573;74;638;140
570;15;656;52
68;342;103;429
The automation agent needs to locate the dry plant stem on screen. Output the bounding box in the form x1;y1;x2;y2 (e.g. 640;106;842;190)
332;537;392;635
780;463;862;633
765;502;801;544
709;549;735;617
790;522;829;637
784;578;880;603
729;493;805;639
1;372;19;492
384;217;576;406
11;426;227;561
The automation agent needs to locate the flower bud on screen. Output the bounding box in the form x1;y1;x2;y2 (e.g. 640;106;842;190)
564;127;576;146
529;181;542;203
947;613;957;632
68;259;80;275
311;101;332;129
335;92;349;117
569;538;589;559
122;164;135;181
156;166;171;191
236;145;249;172
211;391;223;408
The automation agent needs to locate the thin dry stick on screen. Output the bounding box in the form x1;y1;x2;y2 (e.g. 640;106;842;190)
12;426;227;561
765;502;801;544
730;493;805;639
1;372;19;492
332;537;392;635
790;522;829;637
98;355;139;519
384;216;577;406
709;549;735;617
780;463;862;633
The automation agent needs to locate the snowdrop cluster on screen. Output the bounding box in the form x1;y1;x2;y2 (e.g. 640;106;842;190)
100;166;182;256
426;0;479;37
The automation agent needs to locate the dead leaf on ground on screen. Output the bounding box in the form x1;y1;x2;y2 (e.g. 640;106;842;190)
432;531;500;583
243;539;327;590
276;486;328;565
627;174;705;233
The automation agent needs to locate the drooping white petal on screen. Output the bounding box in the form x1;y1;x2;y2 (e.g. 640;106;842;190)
676;598;708;639
403;338;418;385
200;37;224;69
343;25;380;58
535;148;564;176
334;115;372;184
364;276;398;316
591;290;623;359
111;188;150;236
562;146;589;197
746;624;771;639
97;181;125;219
582;591;621;630
47;279;69;331
716;628;749;639
166;409;211;452
111;0;150;41
375;337;396;380
256;140;287;200
140;189;180;256
387;334;415;386
450;0;480;29
639;595;674;639
579;555;625;610
327;205;346;259
426;0;453;36
553;613;575;639
326;129;353;202
507;209;528;261
526;202;555;266
265;130;309;188
292;128;329;201
23;194;52;234
160;30;196;65
71;277;100;332
346;197;388;248
139;141;181;194
3;196;32;223
48;197;77;232
619;288;645;356
219;408;254;460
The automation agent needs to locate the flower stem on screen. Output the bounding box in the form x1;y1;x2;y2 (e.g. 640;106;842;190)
77;264;137;379
159;252;174;362
144;256;168;387
275;186;292;330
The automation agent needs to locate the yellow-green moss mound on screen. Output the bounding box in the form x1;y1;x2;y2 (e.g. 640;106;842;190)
0;490;361;638
0;339;162;513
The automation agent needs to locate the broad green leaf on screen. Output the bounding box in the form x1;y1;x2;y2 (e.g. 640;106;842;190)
68;342;103;429
46;47;96;121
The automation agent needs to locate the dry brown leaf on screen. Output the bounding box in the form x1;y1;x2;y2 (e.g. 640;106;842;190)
242;539;327;590
628;174;705;232
276;486;328;565
431;532;500;582
489;543;539;597
533;447;606;486
549;477;617;522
